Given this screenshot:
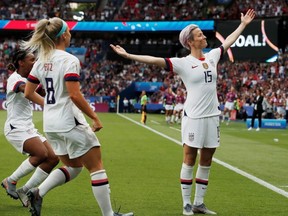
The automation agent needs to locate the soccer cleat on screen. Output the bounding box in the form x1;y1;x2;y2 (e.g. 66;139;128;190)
183;203;194;215
1;178;18;199
256;127;260;131
248;127;252;131
113;212;134;216
192;203;217;215
27;188;42;216
17;187;29;207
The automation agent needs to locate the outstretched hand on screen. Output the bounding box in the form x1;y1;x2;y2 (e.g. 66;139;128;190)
110;44;129;58
241;9;256;26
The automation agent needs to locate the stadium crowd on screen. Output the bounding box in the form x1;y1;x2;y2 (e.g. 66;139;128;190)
0;0;287;120
0;0;287;21
1;36;287;120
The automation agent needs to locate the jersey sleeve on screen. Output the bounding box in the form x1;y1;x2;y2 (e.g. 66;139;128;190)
27;62;41;84
27;74;40;84
164;57;184;75
64;58;80;82
12;81;25;93
208;46;224;63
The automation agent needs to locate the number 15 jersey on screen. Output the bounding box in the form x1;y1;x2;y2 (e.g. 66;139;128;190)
165;47;223;119
28;49;88;132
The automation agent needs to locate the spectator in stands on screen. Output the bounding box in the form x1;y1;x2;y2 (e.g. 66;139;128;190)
285;93;288;122
2;50;58;207
109;99;116;112
123;97;129;113
262;93;274;119
22;17;133;216
111;9;256;216
275;92;286;119
248;89;264;131
1;0;287;21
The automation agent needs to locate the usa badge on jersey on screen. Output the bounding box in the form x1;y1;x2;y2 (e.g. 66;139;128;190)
188;132;194;142
202;63;208;69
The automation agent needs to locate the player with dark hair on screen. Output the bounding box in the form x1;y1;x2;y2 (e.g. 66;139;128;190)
111;9;255;215
22;17;133;216
2;50;59;207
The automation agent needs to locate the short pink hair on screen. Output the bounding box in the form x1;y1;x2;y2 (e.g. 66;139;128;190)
179;24;199;50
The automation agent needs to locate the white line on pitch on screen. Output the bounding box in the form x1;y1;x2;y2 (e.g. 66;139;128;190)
118;113;288;199
169;127;181;132
150;120;160;124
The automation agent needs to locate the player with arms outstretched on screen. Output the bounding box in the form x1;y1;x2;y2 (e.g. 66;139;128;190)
111;9;255;215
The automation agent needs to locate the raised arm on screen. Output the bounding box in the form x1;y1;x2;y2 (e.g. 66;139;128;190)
222;9;256;53
110;44;166;68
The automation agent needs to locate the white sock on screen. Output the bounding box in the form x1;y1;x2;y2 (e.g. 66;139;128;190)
8;158;35;182
171;115;175;123
38;166;82;197
22;167;49;193
167;116;171;122
180;163;193;206
194;165;210;206
175;116;179;122
91;170;113;216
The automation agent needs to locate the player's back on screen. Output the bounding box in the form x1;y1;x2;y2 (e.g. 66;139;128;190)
30;50;86;132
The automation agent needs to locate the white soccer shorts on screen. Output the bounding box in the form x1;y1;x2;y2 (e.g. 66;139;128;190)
45;124;101;159
181;115;220;148
174;103;184;112
5;127;46;155
224;101;234;111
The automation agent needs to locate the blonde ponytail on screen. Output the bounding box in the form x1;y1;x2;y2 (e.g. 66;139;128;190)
20;17;64;61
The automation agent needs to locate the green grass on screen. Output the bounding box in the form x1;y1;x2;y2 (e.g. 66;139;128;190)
0;111;287;216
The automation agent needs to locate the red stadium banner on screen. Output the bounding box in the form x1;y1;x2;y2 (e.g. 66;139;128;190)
2;20;77;30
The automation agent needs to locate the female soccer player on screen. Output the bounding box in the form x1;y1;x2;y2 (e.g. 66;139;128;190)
111;9;255;215
2;50;58;207
23;17;133;216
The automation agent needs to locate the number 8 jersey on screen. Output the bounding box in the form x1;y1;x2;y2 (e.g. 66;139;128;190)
165;47;223;119
28;49;88;132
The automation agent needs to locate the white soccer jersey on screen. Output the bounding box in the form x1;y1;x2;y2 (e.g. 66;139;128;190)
166;47;223;119
4;72;34;135
28;49;88;132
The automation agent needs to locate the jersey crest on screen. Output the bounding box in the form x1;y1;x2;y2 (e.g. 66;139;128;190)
188;132;194;142
202;63;209;69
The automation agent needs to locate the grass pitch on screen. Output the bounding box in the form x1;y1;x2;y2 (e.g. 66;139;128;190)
0;111;287;216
